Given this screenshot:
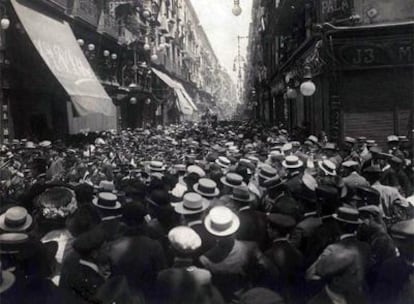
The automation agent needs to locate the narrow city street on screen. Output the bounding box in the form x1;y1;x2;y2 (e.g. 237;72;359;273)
0;1;413;304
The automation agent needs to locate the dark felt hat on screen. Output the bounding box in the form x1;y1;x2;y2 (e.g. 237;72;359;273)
73;228;105;255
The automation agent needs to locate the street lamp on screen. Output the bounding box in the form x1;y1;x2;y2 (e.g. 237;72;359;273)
0;17;9;30
300;66;316;97
232;0;242;16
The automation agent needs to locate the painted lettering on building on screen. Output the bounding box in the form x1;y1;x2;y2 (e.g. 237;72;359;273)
319;0;353;22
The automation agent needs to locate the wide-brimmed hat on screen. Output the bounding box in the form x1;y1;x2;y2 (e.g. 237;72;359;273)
38;140;52;148
221;173;246;188
262;176;284;190
194;178;220;198
387;135;399;143
186;165;206;178
174;192;210;215
390;219;414;240
0;206;33;232
282;155;303;169
97;180;115;192
0;262;16;294
0;233;29;254
318;160;337;176
168;226;202;253
149;161;166;172
323;142;337;151
204;206;240;237
332;207;362;225
257;164;277;180
215;156;231;169
36;187;78;220
92;192;122;210
231;185;255;203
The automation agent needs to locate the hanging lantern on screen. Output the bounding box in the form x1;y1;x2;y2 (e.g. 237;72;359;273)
1;17;10;30
286;87;298;99
103;50;110;57
300;66;316;97
77;39;85;47
145;98;151;105
130;97;137;104
87;43;95;51
232;0;242;16
144;36;151;51
111;53;118;60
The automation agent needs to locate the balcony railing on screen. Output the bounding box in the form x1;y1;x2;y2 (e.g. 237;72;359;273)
70;0;100;27
37;0;68;11
100;12;119;39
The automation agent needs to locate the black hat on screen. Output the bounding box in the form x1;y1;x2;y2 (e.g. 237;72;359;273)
267;213;296;230
333;207;362;225
390;219;414;240
73;228;105;255
122;202;147;225
356;186;380;206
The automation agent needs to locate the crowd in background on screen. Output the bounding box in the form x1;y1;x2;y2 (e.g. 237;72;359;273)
0;121;413;304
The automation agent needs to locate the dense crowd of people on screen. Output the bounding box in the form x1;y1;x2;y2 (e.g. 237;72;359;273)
0;121;413;304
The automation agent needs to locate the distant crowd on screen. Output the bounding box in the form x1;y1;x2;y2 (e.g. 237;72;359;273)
0;121;413;304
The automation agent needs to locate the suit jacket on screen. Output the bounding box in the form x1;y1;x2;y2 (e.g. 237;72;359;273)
107;235;167;299
199;240;268;302
236;207;268;249
155;259;225;304
60;258;106;303
372;256;414;304
265;239;305;301
188;220;216;255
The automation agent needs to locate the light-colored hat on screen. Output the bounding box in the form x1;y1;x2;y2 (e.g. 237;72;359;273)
187;165;206;178
318;160;337;176
342;160;359;168
194;178;220;198
92;192;121;210
258;164;278;180
282;155;303;169
0;207;33;232
0;261;16;294
149;161;166;172
332;207;362;225
387;135;399;143
174;192;210;215
98;180;115;192
231;185;255;203
38;140;52;148
204;206;240;237
307;135;318;144
220;173;246;188
168;226;202;253
25;141;36;149
215;156;231;169
281;143;293;153
95;138;106;145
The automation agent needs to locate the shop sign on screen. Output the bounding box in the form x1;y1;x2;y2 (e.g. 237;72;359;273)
318;0;353;22
335;38;414;69
71;0;100;27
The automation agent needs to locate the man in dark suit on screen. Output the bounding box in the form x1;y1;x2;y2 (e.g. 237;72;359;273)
107;202;168;301
60;228;109;303
156;226;225;304
265;213;304;302
371;219;414;304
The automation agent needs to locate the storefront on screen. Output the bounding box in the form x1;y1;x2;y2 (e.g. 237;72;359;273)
6;0;117;140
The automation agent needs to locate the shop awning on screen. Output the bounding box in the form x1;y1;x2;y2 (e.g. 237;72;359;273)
152;68;198;115
11;0;115;117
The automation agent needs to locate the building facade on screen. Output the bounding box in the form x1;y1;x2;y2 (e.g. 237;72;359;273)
246;0;414;146
0;0;234;143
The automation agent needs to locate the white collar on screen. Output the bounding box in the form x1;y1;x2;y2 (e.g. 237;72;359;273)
340;233;355;240
101;215;122;221
325;285;347;304
239;206;251;212
188;220;203;227
79;259;100;274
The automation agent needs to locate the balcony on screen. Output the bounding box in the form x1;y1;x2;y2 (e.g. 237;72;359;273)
35;0;68;12
99;12;119;40
69;0;100;28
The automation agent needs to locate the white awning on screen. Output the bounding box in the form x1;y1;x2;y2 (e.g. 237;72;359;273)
152;68;198;115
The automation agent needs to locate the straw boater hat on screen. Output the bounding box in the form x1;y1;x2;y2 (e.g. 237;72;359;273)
0;233;29;254
186;165;206;178
204;206;240;237
174;192;210;215
0;261;15;294
168;226;202;254
0;207;33;232
258;164;278;180
149;161;166;172
215;156;231;169
230;185;255;203
318;159;337;176
332;207;362;225
220;173;246;188
92;192;122;210
387;135;399;143
282;155;303;169
193;178;220;198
